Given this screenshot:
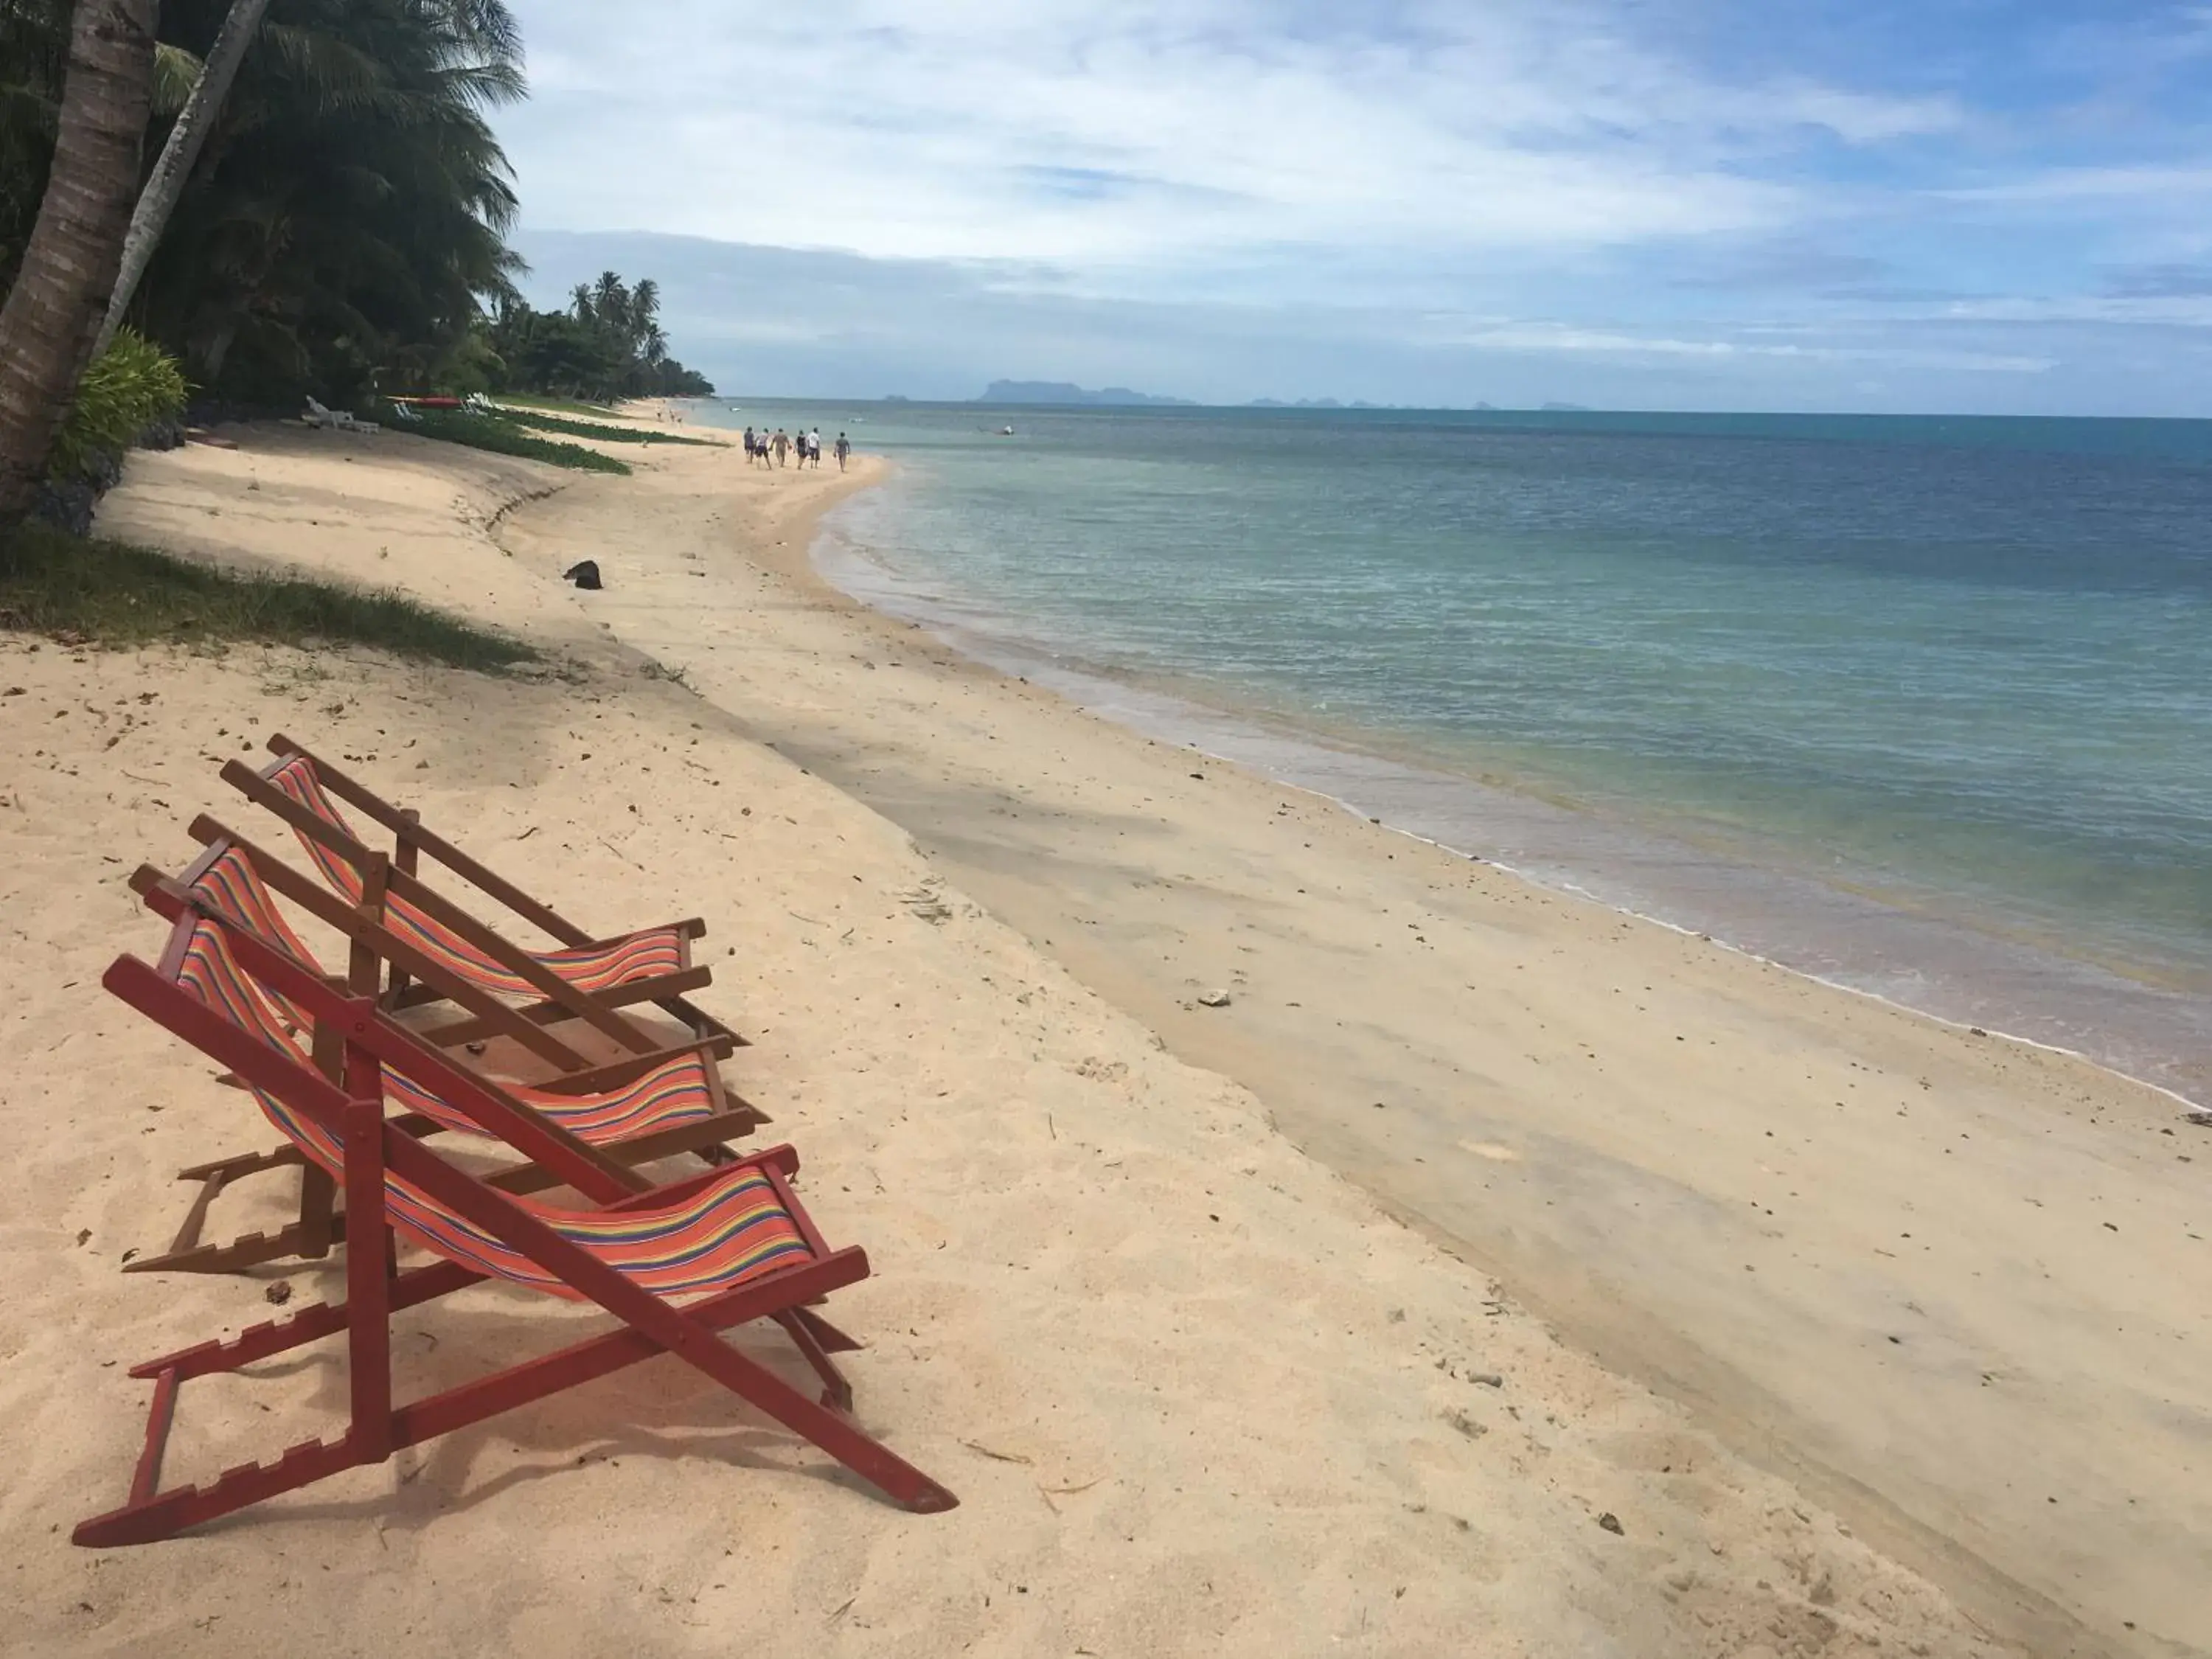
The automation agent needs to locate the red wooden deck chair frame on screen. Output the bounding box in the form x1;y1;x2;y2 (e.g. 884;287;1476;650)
223;734;742;1057
126;849;765;1276
79;909;956;1546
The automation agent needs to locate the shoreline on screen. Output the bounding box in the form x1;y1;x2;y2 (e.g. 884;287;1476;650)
4;420;2197;1656
805;490;2212;1116
579;436;2203;1655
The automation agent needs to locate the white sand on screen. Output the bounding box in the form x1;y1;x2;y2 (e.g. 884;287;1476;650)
0;414;2185;1656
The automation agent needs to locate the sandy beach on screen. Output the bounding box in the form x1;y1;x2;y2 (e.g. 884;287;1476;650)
0;412;2198;1657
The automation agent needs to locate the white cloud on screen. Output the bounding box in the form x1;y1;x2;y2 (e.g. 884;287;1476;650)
493;6;2212;413
1436;321;2056;373
1941;164;2212;206
514;229;2212;414
501;0;1955;277
1908;293;2212;327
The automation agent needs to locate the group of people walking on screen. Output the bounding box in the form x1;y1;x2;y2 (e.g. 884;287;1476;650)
744;425;849;470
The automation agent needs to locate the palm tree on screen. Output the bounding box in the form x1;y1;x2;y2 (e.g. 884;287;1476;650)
0;0;158;532
2;4;205;290
629;276;664;364
593;268;625;326
490;266;708;400
126;0;527;400
0;1;73;291
96;0;272;355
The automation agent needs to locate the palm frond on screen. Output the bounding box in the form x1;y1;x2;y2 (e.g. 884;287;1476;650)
7;0;550;404
151;43;206;119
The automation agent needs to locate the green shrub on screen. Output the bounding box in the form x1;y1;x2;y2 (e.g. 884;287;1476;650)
496;406;718;447
495;392;618;416
389;406;633;475
52;330;189;479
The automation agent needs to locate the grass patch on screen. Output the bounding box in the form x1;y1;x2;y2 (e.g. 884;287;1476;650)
496;406;719;447
494;392;619;417
394;406;631;475
0;521;538;672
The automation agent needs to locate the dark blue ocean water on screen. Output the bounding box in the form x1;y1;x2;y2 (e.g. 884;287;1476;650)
711;401;2212;1099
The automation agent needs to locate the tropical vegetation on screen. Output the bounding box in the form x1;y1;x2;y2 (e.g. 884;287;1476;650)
495;405;717;447
127;0;529;406
387;403;632;475
51;326;185;477
0;0;159;526
0;0;717;540
481;272;716;404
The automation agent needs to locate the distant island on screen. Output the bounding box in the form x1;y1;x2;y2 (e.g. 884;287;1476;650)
976;380;1195;407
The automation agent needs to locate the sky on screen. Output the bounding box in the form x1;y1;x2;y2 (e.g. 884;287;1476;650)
495;1;2212;414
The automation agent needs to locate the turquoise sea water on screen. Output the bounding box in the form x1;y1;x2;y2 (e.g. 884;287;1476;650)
706;401;2212;1102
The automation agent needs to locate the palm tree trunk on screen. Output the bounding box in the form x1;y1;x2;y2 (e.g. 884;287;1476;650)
0;0;159;534
97;0;272;357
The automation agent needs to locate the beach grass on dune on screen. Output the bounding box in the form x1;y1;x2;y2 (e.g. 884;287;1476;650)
494;406;720;447
394;406;632;475
0;521;538;671
491;392;619;417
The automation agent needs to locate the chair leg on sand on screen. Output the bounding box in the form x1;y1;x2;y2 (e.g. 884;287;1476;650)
78;1248;953;1545
80;1113;956;1546
128;1148;337;1275
86;917;954;1541
775;1309;857;1411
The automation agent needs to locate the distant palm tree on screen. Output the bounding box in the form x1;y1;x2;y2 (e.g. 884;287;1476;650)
0;0;158;531
489;266;705;400
630;276;665;364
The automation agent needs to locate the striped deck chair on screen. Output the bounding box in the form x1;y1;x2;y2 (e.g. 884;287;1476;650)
127;841;764;1276
149;818;737;1088
79;908;955;1546
222;735;741;1059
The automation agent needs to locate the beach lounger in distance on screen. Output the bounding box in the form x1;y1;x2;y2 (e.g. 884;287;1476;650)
302;396;379;435
78;906;956;1546
220;736;742;1059
125;841;764;1276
